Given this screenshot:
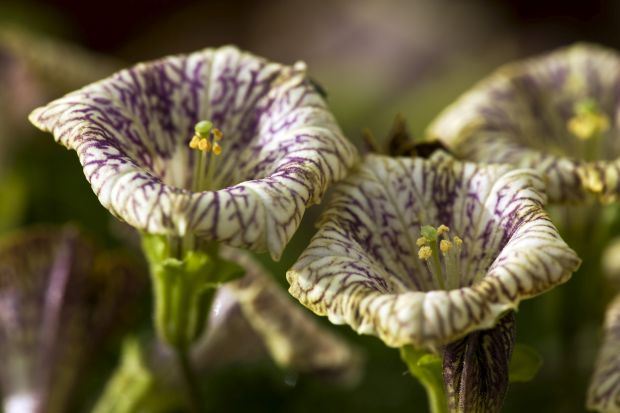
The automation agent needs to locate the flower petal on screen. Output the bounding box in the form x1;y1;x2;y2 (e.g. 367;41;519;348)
428;43;620;203
287;153;580;349
216;247;362;383
29;46;358;259
588;294;620;413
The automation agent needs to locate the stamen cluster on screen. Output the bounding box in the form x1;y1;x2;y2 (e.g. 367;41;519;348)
567;99;610;141
188;120;224;192
417;224;463;290
189;120;223;155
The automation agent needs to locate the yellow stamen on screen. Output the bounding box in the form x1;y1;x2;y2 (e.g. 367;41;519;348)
437;225;450;236
418;246;432;261
189;135;200;149
198;139;211;152
212;142;222;156
416;237;428;247
453;236;463;248
213;128;223;141
567;99;610;140
440;239;453;255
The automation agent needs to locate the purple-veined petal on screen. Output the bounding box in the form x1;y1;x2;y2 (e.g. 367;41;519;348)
588;294;620;413
428;43;620;204
287;153;580;350
29;46;358;260
0;226;145;413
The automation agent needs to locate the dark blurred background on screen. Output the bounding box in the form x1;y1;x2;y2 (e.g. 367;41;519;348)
1;1;619;412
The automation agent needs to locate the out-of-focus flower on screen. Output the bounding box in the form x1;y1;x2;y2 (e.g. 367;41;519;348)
29;46;358;260
0;226;144;413
287;152;580;350
204;247;362;383
588;294;620;413
428;43;620;204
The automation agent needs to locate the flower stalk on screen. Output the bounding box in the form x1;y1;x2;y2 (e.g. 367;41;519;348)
142;233;243;411
400;346;448;413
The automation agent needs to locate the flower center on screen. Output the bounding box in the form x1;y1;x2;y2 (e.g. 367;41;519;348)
567;99;610;161
417;224;464;290
188;120;224;192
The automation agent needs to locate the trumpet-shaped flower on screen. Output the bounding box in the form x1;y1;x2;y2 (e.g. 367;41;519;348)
427;43;620;204
287;153;580;350
29;46;358;260
0;226;144;413
588;294;620;413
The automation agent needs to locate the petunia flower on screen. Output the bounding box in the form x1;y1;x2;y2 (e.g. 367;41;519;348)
28;46;358;260
287;152;580;350
0;225;145;413
427;43;620;204
588;294;620;413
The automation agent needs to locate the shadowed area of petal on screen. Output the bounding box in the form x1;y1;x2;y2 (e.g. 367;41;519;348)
28;46;358;259
0;226;145;413
287;153;580;349
588;294;620;413
195;247;362;384
428;43;620;203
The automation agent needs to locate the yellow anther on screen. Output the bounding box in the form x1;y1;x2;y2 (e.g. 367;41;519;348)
418;246;432;261
198;139;211;152
440;239;453;255
416;237;428;247
437;225;450;236
567;100;610;140
213;128;223;141
189;135;200;149
453;236;463;248
212;142;222;156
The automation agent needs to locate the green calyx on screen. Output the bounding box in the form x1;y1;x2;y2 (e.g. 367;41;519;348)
142;234;244;350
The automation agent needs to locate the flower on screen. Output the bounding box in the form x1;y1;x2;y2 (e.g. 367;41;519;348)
588;294;620;413
0;226;145;413
29;46;358;260
205;247;362;383
427;43;620;204
287;152;580;350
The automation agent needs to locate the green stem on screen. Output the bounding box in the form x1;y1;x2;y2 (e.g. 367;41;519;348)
400;346;448;413
176;347;203;413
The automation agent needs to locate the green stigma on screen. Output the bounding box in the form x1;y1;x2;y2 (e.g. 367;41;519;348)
194;120;213;138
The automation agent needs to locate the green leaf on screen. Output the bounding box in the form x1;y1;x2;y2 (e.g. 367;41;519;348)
508;343;543;383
